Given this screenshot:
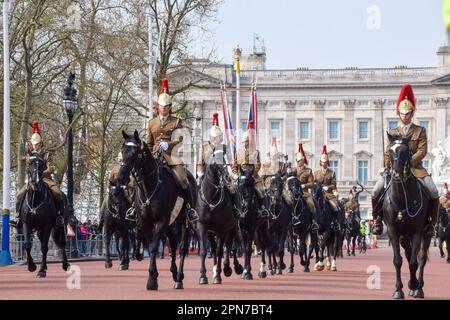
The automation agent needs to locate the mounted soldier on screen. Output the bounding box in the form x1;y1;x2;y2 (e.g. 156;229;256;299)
261;137;290;206
292;143;319;230
196;112;235;194
371;83;439;236
439;183;450;212
13;120;65;227
344;189;361;225
314;145;340;231
231;121;265;212
146;78;198;222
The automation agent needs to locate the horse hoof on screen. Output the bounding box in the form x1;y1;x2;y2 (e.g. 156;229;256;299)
258;271;267;278
147;281;158;291
242;272;253;280
440;254;445;258
408;290;415;297
136;254;144;261
28;263;37;272
276;268;282;275
413;289;424;299
447;259;450;263
199;277;208;285
280;262;286;270
105;262;113;269
300;260;306;266
331;266;337;272
325;264;331;271
351;252;355;256
119;264;129;271
213;277;222;285
288;267;294;273
392;291;405;300
303;267;310;273
36;271;46;278
63;262;70;271
234;264;244;275
224;266;232;277
173;281;184;289
347;253;351;256
269;269;275;275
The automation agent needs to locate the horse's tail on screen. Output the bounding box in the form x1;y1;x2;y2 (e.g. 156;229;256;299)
52;224;66;249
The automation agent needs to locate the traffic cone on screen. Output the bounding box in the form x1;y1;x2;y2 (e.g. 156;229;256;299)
66;224;75;237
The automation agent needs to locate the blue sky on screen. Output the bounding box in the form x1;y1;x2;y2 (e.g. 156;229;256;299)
199;0;447;69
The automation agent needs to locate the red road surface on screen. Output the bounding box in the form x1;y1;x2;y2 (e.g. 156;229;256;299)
1;247;449;300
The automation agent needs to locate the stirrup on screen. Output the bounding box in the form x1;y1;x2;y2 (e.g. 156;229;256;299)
311;221;319;231
258;208;271;219
125;208;137;221
188;208;199;222
292;216;301;226
56;215;64;225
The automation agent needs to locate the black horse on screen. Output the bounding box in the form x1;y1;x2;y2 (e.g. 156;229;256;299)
118;130;197;290
382;133;432;299
234;167;267;280
311;182;342;272
437;205;450;263
19;151;69;277
196;151;240;285
344;207;360;256
98;179;132;270
286;171;318;273
262;172;290;275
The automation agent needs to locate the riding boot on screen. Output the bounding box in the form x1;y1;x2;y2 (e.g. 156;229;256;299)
333;213;341;232
181;187;199;222
424;198;439;238
54;197;65;225
11;193;26;228
371;197;383;235
311;218;319;231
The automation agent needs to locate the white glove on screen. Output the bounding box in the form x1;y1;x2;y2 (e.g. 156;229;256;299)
301;184;306;189
333;191;338;197
159;141;169;151
197;171;204;178
323;186;329;191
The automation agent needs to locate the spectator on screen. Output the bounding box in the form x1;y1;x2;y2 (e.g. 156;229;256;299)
90;220;99;256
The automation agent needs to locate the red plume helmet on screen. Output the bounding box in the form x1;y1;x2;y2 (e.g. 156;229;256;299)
297;143;308;164
212;112;219;126
320;144;329;166
396;83;416;115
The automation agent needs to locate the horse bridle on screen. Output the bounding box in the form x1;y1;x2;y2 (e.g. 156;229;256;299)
25;155;49;215
287;176;305;221
199;163;226;211
120;141;161;209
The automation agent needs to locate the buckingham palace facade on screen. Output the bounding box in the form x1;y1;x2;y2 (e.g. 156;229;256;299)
173;46;450;219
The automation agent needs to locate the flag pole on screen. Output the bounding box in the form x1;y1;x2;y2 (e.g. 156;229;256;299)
234;46;241;146
146;12;153;134
1;0;13;265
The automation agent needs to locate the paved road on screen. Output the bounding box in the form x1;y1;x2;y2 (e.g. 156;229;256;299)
1;247;449;300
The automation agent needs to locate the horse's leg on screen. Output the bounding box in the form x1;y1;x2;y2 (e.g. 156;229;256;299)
174;222;190;289
198;223;208;284
37;229;50;278
407;233;423;298
52;224;69;271
242;231;254;280
279;229;288;272
351;235;356;256
346;235;351;256
23;223;36;272
146;222;164;291
213;236;224;284
119;227;129;270
415;233;432;299
438;237;445;257
232;234;244;275
258;243;267;278
446;238;450;262
314;233;326;272
390;232;404;299
104;229;113;269
288;231;295;273
223;234;233;277
304;233;314;272
165;230;178;282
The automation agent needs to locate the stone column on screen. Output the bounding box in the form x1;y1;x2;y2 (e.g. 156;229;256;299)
313;100;326;168
284;100;297;160
434;97;449;142
343;99;356;180
373;99;386;179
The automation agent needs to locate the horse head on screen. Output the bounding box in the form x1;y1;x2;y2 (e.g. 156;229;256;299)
205;146;227;181
387;132;412;181
119;130;151;185
287;171;302;201
28;151;45;191
108;179;128;214
268;172;284;205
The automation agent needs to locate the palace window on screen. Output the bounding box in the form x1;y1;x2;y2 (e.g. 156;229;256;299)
299;121;310;140
359;121;368;140
329;160;339;180
358;160;369;182
329;121;339;140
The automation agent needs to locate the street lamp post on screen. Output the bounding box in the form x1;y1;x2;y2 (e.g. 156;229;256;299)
63;72;78;246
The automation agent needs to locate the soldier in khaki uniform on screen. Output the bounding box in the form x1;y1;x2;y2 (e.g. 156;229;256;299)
231;121;265;205
293;143;319;230
146;78;198;222
13;121;65;227
344;189;361;225
314;145;341;231
261;137;290;202
196;113;235;193
371;84;439;236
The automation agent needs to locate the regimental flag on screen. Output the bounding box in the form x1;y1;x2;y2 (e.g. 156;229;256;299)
246;83;258;145
220;86;236;160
